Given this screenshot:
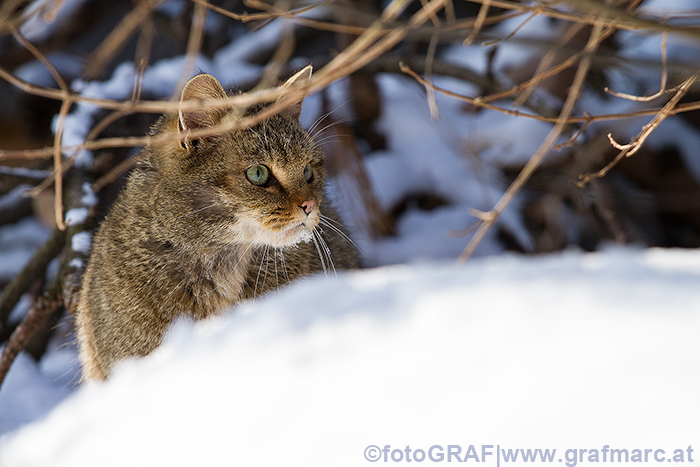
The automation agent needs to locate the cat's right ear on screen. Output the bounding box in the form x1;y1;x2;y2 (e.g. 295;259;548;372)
277;65;313;121
179;73;228;147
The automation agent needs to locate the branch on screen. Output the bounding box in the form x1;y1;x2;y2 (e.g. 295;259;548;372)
604;31;672;102
577;71;700;186
0;294;62;389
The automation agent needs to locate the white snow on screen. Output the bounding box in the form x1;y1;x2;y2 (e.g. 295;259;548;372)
0;218;50;282
0;185;30;212
70;231;91;254
19;0;89;43
0;352;75;436
80;182;98;207
14;51;84;87
64;208;88;226
0;167;51;180
1;247;699;466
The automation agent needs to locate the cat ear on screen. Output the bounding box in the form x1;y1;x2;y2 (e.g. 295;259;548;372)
179;73;228;138
277;65;312;121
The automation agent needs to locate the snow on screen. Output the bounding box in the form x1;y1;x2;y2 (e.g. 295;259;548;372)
14;51;85;87
0;352;75;436
0;185;30;213
64;208;88;226
80;182;98;207
19;0;89;43
0;218;50;282
1;247;699;466
70;231;91;254
0;168;51;180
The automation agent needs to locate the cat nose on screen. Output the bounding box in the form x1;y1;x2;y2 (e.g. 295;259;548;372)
300;199;315;215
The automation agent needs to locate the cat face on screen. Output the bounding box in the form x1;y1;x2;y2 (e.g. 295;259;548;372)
172;68;326;248
215;113;326;248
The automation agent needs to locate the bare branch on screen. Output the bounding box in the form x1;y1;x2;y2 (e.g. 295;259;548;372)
604;31;671;102
463;0;490;45
578;71;700;186
0;295;62;389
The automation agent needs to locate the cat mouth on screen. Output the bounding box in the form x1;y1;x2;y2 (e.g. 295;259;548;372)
282;221;313;244
243;217;317;247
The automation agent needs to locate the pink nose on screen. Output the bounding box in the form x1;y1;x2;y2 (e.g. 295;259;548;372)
300;199;315;215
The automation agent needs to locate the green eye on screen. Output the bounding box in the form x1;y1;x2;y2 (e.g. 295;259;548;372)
303;163;313;182
246;165;269;186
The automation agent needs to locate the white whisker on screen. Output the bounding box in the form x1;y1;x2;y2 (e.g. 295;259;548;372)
320;215;359;249
176;203;217;219
254;244;269;299
279;247;291;283
313;136;350;146
310;117;355;141
314;228;337;276
311;232;327;276
273;247;280;292
307;99;353;137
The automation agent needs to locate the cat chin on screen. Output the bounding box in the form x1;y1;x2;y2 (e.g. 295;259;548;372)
265;224;314;248
234;223;313;248
235;215;318;247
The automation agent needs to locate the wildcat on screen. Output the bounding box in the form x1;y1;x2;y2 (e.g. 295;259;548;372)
76;66;359;380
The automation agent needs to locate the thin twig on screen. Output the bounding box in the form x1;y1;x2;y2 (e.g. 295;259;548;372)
577;71;700;186
52;98;72;230
553;117;593;150
465;0;700;39
463;0;490;45
92;154;144;193
8;24;73;229
192;0;332;22
482;9;537;46
513;20;586;108
9;26;69;94
424;30;440;120
257;17;297;90
604;31;673;102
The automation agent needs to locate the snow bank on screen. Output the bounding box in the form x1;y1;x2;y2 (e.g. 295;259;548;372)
1;247;699;466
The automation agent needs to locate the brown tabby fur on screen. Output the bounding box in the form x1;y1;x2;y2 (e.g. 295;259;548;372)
76;67;358;380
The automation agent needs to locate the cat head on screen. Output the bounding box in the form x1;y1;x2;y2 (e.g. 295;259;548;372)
162;66;325;248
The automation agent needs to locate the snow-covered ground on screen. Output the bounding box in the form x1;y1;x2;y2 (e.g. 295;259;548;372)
1;247;699;466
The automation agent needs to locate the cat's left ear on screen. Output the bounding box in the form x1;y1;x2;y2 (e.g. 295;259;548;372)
277;65;312;121
179;73;228;145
